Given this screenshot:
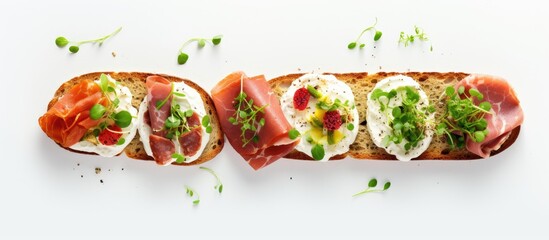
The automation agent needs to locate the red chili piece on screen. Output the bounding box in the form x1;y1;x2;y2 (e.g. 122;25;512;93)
323;110;342;131
98;125;123;146
293;87;310;111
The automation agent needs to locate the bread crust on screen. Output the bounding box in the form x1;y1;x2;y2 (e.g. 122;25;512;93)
45;72;224;166
268;72;520;160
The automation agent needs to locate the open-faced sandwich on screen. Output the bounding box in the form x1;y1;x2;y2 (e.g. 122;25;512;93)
212;71;526;170
38;72;224;166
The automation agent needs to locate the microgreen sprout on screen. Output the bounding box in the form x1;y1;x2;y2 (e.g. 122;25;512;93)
185;185;200;205
436;86;492;149
85;74;133;144
348;18;382;50
371;86;434;151
55;27;122;54
228;76;268;147
311;144;325;160
399;25;432;51
177;35;223;64
353;178;391;197
199;166;223;193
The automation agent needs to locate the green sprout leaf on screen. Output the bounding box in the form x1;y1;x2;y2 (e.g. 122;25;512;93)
353;178;391;197
288;128;300;140
199;166;223;194
198;39;206;48
368;178;378;188
311;144;325;160
172;153;185;163
90;104;106;120
399;25;431;49
348;42;357;49
212;35;223;45
177;52;189;65
116;137;126;146
383;182;391;190
114;110;132;128
55;37;69;47
374;31;382;41
69;46;79;53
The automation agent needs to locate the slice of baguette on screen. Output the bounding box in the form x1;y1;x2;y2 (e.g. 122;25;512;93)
269;72;520;160
45;72;224;166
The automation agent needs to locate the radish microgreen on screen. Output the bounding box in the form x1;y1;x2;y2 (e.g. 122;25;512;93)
399;25;432;51
348;18;382;50
88;74;133;135
311;144;325;160
228;77;268;147
436;86;492;149
199;166;223;194
55;27;122;54
353;178;391;197
172;153;185;163
201;115;212;134
177;35;223;64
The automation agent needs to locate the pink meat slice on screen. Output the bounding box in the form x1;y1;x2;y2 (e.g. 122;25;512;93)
211;71;300;170
146;76;172;135
456;74;524;158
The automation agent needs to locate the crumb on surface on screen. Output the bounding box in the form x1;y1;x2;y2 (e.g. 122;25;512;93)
100;179;104;184
95;167;101;174
112;52;117;57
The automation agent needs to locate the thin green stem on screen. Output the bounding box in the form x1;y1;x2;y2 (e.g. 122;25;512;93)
199;166;222;186
354;17;378;43
76;27;122;45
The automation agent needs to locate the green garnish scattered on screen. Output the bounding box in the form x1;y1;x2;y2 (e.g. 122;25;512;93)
348;18;382;49
353;178;391;197
307;85;323;98
164;104;196;140
372;86;433;151
116;138;125;146
436;86;492;149
202;115;213;134
177;35;223;64
90;104;106;120
199;166;223;194
172;153;186;163
399;25;432;51
55;27;122;54
185;185;200;205
288;128;301;140
113;111;132;128
228;77;268;147
311;144;325;160
347;123;355;131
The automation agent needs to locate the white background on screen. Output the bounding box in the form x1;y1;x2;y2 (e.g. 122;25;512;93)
1;0;547;238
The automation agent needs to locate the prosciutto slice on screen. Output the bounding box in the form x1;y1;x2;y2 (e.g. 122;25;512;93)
211;71;299;170
145;76;203;165
39;79;108;147
456;74;524;158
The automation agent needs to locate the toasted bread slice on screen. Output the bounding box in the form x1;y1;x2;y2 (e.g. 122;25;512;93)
45;72;224;166
269;72;520;160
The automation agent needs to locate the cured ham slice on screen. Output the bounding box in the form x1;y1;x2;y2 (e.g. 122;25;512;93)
456;74;524;158
146;76;172;134
144;76;203;165
211;71;299;170
39;80;108;147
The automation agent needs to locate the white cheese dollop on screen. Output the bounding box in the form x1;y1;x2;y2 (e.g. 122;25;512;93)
137;81;210;164
70;75;138;157
366;75;434;161
280;73;359;161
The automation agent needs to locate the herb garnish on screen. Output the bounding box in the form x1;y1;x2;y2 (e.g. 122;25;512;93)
288;128;301;140
199;166;223;193
399;25;432;51
228;77;268;147
371;86;434;151
55;27;122;53
89;74;132;131
348;18;382;49
177;35;223;64
436;86;492;149
353;178;391;197
185;185;200;205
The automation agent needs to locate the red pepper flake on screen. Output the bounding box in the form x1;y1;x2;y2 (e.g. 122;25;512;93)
323;110;342;131
98;125;122;146
293;87;310;111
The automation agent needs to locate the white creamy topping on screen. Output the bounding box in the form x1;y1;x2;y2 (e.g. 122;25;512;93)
280;73;359;161
70;75;138;157
366;75;434;161
137;81;210;164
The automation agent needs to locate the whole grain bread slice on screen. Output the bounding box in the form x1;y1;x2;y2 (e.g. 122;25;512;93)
45;72;224;166
268;72;520;160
